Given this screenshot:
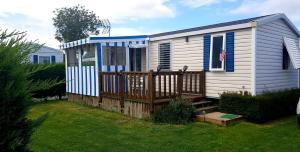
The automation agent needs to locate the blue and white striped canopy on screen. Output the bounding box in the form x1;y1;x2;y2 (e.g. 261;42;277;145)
59;35;149;49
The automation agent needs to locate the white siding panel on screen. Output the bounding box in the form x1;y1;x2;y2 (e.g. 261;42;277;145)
256;19;299;94
91;66;95;96
82;66;86;95
86;66;90;96
149;28;253;98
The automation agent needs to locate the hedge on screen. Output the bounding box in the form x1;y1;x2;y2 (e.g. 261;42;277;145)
26;63;65;99
220;89;300;123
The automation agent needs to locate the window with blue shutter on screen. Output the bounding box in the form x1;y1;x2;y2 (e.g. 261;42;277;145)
51;56;56;64
33;55;38;64
225;32;234;72
203;34;211;71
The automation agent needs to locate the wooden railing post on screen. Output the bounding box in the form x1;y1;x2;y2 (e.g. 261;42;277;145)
118;71;124;113
148;70;155;113
177;69;183;97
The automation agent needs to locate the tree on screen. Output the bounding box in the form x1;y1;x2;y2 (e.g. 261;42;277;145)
53;5;105;42
0;30;39;152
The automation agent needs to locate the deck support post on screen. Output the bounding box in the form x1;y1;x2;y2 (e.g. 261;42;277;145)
118;70;125;113
177;69;183;97
148;70;155;113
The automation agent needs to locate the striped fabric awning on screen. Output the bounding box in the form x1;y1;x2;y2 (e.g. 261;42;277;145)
283;37;300;69
59;35;149;49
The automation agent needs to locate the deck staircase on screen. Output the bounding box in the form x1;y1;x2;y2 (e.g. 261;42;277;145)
183;95;218;114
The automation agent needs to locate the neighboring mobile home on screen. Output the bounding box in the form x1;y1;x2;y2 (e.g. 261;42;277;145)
61;13;300;117
30;46;64;64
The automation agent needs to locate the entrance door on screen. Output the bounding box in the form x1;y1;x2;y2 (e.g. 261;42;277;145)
129;48;143;72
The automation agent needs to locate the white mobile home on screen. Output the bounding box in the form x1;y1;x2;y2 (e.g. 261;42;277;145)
30;46;64;64
61;13;300;117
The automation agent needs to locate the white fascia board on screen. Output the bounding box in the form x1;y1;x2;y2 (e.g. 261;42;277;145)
149;23;253;41
251;26;257;96
256;13;300;37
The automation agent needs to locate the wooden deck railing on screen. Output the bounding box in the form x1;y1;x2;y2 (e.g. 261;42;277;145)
98;70;205;112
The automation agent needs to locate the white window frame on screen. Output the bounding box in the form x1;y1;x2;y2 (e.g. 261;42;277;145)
209;33;226;71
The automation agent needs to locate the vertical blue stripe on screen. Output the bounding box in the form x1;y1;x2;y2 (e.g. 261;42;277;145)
89;65;92;96
114;42;118;47
226;32;235;72
73;66;76;93
122;42;125;47
115;65;118;93
142;40;145;44
70;66;72;93
94;65;96;96
97;43;102;71
85;66;88;95
106;42;110;47
203;34;211;72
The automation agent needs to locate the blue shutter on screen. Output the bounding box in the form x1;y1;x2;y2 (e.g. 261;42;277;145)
33;55;38;64
226;32;234;72
51;56;56;64
203;34;211;71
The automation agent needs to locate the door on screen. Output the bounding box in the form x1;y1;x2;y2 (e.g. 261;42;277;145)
129;48;142;72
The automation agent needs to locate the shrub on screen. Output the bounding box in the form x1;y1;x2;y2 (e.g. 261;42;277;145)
153;98;196;124
26;63;65;99
220;89;300;123
0;30;38;151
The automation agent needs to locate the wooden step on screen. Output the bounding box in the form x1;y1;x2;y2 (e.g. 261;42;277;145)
192;100;212;106
196;105;218;114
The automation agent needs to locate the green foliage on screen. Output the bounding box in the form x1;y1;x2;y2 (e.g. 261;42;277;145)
0;30;39;151
220;89;300;123
153;98;196;124
25;64;65;99
53;5;105;42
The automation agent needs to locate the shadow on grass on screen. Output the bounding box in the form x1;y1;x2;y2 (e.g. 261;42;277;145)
31;112;49;131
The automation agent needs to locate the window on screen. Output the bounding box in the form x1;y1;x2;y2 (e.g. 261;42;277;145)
103;46;126;66
39;56;50;64
116;47;126;65
82;44;95;66
185;36;189;43
66;48;79;66
210;34;225;71
159;43;170;70
283;44;290;70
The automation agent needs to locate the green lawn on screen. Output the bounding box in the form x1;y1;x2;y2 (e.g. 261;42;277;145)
28;100;300;152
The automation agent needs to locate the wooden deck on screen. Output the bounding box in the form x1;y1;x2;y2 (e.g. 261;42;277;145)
98;70;206;113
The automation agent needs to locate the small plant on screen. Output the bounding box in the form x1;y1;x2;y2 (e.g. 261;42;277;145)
153;98;196;124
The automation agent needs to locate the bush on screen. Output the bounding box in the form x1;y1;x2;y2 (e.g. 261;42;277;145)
153;98;196;124
26;63;65;99
220;89;300;123
0;30;37;151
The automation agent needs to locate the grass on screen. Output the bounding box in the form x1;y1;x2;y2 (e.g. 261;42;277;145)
28;100;300;152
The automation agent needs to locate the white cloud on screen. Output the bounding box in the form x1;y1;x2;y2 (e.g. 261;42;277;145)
181;0;236;8
0;0;175;48
231;0;300;21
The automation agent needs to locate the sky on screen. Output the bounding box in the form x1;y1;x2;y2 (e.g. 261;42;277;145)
1;0;300;48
